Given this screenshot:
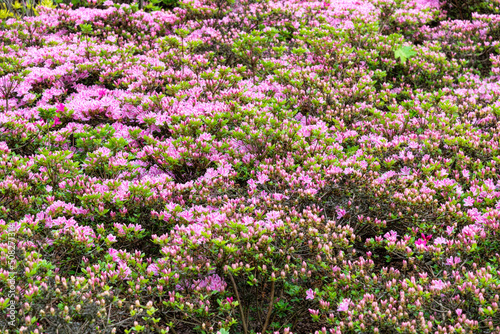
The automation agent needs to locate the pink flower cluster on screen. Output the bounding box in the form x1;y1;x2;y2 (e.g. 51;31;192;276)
1;0;500;332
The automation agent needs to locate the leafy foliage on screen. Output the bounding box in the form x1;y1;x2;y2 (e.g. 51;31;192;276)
1;0;500;333
394;45;416;64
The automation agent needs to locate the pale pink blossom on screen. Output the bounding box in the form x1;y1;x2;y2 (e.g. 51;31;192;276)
337;298;351;312
305;289;316;300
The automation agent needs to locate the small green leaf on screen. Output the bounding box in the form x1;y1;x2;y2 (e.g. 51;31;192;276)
79;23;92;34
394;45;416;64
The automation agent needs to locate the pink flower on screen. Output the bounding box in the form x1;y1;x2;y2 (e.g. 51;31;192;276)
415;238;427;246
56;103;65;113
118;262;131;280
384;230;398;242
463;196;474;207
106;234;117;243
434;237;447;245
400;166;411;175
430;279;445;290
108;248;119;262
308;309;319;316
256;172;269;184
421;233;432;241
336;208;347;219
53;117;61;126
445;256;461;266
146;264;159;276
337;298;350;312
179;210;193;222
305;289;316;300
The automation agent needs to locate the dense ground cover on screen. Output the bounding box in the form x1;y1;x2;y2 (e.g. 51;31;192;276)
1;0;500;332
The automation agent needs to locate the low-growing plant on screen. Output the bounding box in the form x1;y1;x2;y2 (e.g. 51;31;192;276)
2;0;500;333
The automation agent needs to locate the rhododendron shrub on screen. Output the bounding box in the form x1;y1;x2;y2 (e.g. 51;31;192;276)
1;0;500;333
441;0;500;20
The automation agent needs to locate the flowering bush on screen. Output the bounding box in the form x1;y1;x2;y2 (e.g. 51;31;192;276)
1;0;500;333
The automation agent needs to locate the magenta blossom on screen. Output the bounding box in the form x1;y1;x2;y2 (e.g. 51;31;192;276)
416;233;432;246
53;117;61;126
421;233;432;242
56;103;65;113
415;238;426;247
336;207;347;219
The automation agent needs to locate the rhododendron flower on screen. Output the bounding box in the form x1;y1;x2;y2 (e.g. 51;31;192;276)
256;172;269;184
118;262;132;280
199;132;212;141
337;298;350;312
56;103;65;113
416;233;431;246
430;279;445;290
336;208;347;219
308;309;319;316
106;234;117;243
108;248;119;262
384;230;398;242
53;117;61;126
446;256;461;266
146;264;159;276
421;233;432;241
415;238;427;247
434;237;447;245
400;166;411;175
446;226;455;235
305;289;316;300
463;196;474;206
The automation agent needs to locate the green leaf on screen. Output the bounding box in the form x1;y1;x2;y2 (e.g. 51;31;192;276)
394;45;416;64
79;23;92;34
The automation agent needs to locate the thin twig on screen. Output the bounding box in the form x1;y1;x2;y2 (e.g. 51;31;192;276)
229;272;248;334
260;280;275;334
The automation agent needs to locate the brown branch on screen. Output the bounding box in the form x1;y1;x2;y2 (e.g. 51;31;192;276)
260;280;275;334
229;273;248;334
